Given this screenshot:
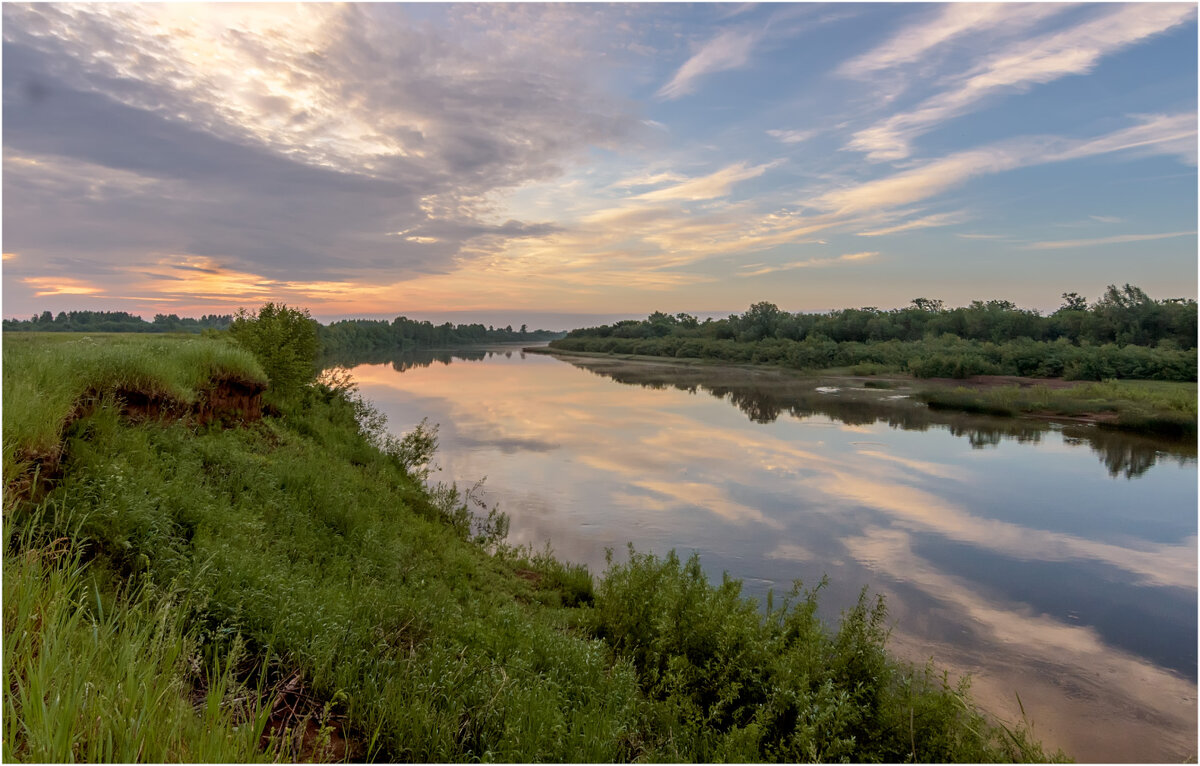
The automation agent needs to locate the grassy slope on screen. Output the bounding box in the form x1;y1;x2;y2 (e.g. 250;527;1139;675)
3;333;266;485
3;334;1064;762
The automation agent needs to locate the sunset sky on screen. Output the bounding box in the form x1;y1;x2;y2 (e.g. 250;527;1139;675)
3;2;1197;327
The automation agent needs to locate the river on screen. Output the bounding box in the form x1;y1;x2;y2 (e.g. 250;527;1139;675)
335;345;1197;762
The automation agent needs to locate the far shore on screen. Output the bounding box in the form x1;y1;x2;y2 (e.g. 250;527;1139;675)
524;346;1197;437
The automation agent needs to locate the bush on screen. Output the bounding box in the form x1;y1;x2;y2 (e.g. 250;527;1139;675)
228;303;320;399
585;547;1054;762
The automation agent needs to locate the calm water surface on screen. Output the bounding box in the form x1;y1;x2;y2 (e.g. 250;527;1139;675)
340;346;1197;762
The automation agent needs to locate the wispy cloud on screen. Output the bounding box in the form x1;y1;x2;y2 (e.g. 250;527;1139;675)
738;251;877;277
856;212;962;237
1023;231;1196;250
1056;112;1198;165
816;142;1037;215
24;276;105;297
766;128;817;144
1089;215;1123;224
634;161;780;202
610;170;687;189
846;4;1196;161
956;233;1006;240
817;112;1196;217
658;28;760;99
837;3;1068;79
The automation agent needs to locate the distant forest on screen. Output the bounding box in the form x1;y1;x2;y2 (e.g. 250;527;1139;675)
2;309;564;356
552;285;1198;381
3;311;233;334
317;316;562;357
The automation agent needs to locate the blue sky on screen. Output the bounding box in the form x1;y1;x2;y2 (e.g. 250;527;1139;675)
3;3;1196;325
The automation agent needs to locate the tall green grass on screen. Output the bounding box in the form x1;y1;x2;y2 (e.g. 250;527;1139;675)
2;517;275;762
3;333;265;484
917;380;1197;436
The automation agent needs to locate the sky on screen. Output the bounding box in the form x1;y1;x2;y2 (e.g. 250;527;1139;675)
3;2;1197;327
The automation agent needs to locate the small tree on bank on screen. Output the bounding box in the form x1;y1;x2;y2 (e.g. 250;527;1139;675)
229;303;320;399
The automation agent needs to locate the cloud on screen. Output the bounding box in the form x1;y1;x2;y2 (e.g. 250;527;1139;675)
837;3;1069;79
1055;112;1198;165
611;170;688;189
816;142;1037;215
766;128;816;144
1089;215;1123;224
24;276;104;297
1023;231;1197;251
846;4;1196;161
2;3;641;300
856;212;962;237
658;28;760;99
738;251;877;277
816;112;1196;217
634;161;780;202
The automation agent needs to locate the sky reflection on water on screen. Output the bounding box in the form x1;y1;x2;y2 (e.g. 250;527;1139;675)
343;347;1197;762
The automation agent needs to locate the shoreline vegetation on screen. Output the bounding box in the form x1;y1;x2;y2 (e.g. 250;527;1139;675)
542;286;1197;438
4;305;1066;762
2;310;566;353
525;346;1197;438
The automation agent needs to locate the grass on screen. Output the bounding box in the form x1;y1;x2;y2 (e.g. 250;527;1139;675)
916;380;1197;436
3;332;265;485
2;333;1067;762
3;519;276;762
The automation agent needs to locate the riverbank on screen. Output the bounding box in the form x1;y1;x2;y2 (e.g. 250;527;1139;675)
525;346;1197;437
3;332;1063;762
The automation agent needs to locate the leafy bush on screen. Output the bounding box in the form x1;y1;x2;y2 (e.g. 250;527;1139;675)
229;303;320;399
586;547;1056;762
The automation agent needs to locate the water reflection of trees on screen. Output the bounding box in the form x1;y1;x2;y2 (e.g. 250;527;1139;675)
1061;427;1193;479
323;346;497;372
567;359;1195;480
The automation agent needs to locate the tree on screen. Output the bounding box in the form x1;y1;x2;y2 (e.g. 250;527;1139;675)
228;303;320;399
1058;292;1088;312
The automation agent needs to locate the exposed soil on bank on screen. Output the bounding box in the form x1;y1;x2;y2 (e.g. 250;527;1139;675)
9;376;267;501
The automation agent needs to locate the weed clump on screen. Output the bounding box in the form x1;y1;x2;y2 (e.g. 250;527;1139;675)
588;547;1062;762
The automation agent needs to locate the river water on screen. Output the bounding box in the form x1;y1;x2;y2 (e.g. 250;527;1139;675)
337;345;1197;762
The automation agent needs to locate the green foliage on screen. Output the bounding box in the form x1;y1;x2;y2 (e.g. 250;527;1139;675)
918;380;1197;436
3;311;232;333
3;523;275;762
588;548;1063;762
229;303;320;400
554;287;1197;383
318;316;564;358
2;333;265;485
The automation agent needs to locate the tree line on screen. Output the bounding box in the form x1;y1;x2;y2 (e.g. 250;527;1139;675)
552;285;1198;381
2;309;564;356
3;310;234;333
317;316;563;356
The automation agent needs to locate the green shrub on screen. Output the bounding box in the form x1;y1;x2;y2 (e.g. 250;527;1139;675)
585;547;1054;762
229;303;320;400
